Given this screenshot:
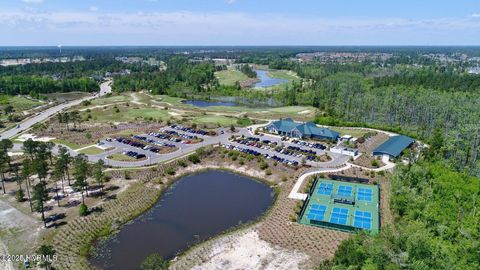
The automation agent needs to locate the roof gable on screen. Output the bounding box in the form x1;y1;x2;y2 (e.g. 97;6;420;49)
268;119;340;139
373;135;414;157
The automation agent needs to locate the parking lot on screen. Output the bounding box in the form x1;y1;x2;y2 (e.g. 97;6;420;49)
79;124;350;168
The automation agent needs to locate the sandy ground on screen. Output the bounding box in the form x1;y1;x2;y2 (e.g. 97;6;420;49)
17;133;56;142
0;240;15;270
188;229;310;270
297;110;311;115
168;111;181;116
0;198;42;270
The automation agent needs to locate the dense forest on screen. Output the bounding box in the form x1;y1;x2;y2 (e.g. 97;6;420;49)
112;57;217;93
0;75;98;96
0;58;137;78
320;161;479;270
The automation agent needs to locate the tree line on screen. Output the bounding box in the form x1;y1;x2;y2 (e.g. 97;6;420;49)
237;64;257;78
112;56;217;94
0;75;98;96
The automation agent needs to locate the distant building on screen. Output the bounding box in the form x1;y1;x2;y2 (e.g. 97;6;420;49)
265;118;340;141
372;135;414;158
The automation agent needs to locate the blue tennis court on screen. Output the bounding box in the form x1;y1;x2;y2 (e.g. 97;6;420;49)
357;187;373;202
353;210;372;229
317;182;333;195
306;204;327;221
330;207;349;225
337;185;353;197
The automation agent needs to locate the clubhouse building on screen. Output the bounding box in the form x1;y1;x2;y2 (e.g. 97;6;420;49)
265;118;340;141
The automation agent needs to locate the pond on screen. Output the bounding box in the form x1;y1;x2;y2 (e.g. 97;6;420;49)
182;100;239;107
90;170;274;270
254;69;288;88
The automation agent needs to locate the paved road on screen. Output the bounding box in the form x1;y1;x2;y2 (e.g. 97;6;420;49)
0;80;111;140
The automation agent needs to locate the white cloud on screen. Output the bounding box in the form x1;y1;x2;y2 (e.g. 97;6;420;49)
472;13;480;18
89;6;99;12
0;10;479;45
22;0;44;3
226;0;237;4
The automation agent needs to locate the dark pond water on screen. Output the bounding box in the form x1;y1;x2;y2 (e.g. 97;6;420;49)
254;69;288;88
182;100;239;107
90;170;274;270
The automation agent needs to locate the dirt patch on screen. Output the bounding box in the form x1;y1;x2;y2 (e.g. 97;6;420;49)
0;197;42;264
180;229;310;270
357;132;389;153
36;121;164;147
298;110;311;115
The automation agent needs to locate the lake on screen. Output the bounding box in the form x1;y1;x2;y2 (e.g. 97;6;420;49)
90;170;274;270
182;100;239;107
254;69;288;88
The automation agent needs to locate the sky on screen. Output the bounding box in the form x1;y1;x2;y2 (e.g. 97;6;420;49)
1;0;480;46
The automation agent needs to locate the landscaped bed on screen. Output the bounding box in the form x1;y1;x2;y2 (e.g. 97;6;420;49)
352;154;385;169
78;146;106;155
107;153;147;162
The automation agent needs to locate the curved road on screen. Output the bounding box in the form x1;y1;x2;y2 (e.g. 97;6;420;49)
0;80;112;140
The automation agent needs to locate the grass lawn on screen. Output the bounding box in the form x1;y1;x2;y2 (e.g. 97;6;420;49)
44;92;90;102
52;139;88;150
268;70;299;81
107;153;142;162
192;115;242;127
84;105;170;123
149;95;185;106
90;94;131;106
215;70;249;86
268;106;313;114
330;127;372;138
78;146;105;155
0;95;44;112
